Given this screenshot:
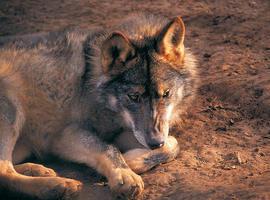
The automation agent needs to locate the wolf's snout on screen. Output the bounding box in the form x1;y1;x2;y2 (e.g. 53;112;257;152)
147;132;165;149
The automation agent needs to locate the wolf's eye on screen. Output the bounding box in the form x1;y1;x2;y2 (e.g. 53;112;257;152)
162;89;170;98
128;93;140;102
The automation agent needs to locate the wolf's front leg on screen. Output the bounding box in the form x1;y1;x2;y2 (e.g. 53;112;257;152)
50;125;144;199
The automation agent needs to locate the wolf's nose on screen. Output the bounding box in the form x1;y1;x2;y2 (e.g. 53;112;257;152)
148;138;165;149
151;141;164;149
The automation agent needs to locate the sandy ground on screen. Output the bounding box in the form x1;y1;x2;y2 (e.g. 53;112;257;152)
0;0;269;199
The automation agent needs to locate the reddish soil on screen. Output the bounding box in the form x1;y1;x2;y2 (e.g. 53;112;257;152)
0;0;269;199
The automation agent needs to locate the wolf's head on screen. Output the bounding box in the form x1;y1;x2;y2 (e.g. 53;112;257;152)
93;16;196;149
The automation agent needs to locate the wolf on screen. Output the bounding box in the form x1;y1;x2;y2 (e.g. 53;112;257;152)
0;13;197;199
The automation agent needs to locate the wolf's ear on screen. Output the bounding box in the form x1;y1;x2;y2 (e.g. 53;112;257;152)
157;17;185;63
101;32;135;75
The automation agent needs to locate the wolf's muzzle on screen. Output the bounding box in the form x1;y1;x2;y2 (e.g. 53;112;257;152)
147;132;165;149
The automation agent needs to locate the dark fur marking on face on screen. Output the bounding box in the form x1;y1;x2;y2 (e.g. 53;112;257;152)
102;56;147;90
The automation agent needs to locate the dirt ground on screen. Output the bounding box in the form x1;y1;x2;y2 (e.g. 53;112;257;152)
0;0;270;199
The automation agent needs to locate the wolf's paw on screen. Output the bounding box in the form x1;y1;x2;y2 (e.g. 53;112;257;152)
109;168;144;199
38;177;82;200
15;163;57;177
142;136;179;168
163;136;179;160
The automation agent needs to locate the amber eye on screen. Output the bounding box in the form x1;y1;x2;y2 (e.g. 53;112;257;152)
128;93;140;102
162;89;170;98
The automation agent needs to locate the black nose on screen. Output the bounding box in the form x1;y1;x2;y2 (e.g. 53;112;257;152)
148;137;165;149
